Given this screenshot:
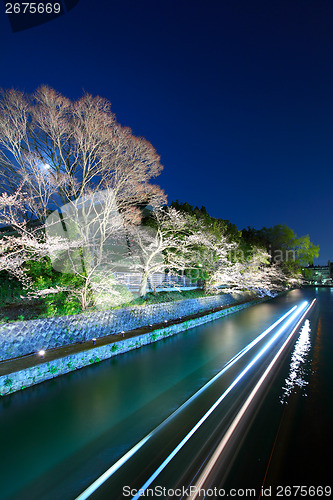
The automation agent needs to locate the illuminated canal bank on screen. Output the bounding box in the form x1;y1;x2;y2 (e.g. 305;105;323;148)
0;292;260;396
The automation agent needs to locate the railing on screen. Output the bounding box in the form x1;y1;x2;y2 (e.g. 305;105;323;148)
114;272;198;291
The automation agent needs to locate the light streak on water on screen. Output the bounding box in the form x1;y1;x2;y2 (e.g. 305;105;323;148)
189;298;316;499
75;305;298;500
130;301;310;500
280;319;312;404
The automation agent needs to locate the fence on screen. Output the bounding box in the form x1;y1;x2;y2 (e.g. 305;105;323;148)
114;272;197;291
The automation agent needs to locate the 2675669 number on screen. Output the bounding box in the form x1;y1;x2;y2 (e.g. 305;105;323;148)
276;485;332;496
5;3;61;14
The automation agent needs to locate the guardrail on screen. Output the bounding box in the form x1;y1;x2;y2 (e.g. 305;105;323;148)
114;272;198;291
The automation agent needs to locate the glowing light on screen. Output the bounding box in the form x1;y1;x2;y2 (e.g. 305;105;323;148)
75;304;301;500
189;299;316;498
38;350;45;357
131;302;311;500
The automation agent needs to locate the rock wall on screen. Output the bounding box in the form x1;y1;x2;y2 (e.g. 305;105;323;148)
0;291;256;362
0;300;255;396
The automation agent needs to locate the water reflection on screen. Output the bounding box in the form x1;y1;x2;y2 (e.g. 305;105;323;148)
280;319;311;404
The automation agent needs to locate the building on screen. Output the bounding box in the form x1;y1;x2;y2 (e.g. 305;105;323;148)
302;261;333;285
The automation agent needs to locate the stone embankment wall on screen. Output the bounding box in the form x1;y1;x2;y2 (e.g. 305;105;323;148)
0;291;255;362
0;300;256;396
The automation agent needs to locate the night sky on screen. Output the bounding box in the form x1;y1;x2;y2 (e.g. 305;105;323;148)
1;0;332;263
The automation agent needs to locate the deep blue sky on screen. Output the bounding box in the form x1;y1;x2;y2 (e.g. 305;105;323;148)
1;0;332;263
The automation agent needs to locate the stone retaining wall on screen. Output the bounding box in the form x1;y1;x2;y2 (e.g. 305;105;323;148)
0;300;256;396
0;291;256;362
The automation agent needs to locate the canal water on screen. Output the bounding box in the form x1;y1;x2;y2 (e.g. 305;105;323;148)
222;287;333;494
0;288;331;499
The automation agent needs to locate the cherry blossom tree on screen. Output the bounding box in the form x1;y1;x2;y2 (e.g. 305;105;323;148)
0;86;167;307
127;207;199;296
46;188;136;309
205;245;294;297
188;231;241;293
0;86;166;219
0;190;62;294
236;247;289;296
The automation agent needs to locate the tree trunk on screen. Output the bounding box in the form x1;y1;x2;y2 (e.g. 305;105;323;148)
139;272;149;297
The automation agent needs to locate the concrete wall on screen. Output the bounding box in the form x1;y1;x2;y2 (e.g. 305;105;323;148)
0;291;255;362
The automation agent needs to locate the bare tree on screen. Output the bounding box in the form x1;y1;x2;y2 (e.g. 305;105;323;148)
0;86;166;219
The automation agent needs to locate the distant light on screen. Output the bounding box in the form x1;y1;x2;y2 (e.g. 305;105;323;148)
38;350;45;357
92;338;96;345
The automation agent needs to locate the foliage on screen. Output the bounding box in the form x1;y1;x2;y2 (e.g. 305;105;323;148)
170;200;241;243
0;271;26;306
242;224;319;274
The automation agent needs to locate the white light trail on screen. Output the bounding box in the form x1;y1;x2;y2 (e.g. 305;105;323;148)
75;304;299;500
188;298;316;499
130;301;310;500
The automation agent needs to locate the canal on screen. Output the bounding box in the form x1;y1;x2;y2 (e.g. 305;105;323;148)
0;288;331;499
